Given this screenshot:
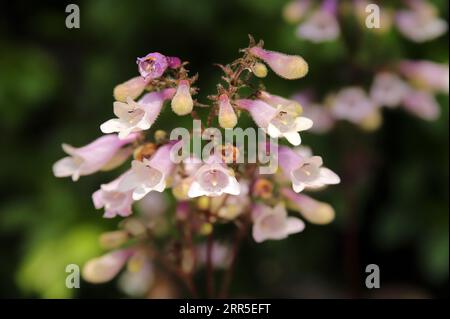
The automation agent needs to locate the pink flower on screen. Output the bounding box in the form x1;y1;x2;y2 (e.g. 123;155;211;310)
248;46;308;79
296;0;340;43
401;90;440;120
236;99;313;146
118;143;175;200
101;88;175;139
252;203;305;243
330;87;378;124
92;172;134;218
82;249;134;284
278;146;340;193
281;188;335;224
370;72;411;108
136;53;181;79
188;157;240;198
53;133;138;181
398;60;449;94
291;92;335;133
395;0;447;42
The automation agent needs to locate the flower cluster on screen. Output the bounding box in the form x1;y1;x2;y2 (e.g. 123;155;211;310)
53;37;340;297
280;0;448;132
284;0;447;44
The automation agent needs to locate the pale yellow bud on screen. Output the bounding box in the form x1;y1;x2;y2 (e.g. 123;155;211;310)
199;223;213;235
197;196;210;210
283;189;335;225
252;62;268;78
82;250;130;283
218;94;238;129
249;47;308;80
172;178;192;201
113;76;147;102
171;80;194;115
99;230;129;249
359;110;382;131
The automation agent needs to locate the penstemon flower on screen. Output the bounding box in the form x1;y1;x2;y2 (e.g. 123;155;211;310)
53;133;138;181
282;0;447;132
100;88;175;139
92;172;134;218
296;0;340;43
54;36;339;298
188;157;240;198
118;143;175;200
278;146;340;193
252;203;305;243
236;98;313;146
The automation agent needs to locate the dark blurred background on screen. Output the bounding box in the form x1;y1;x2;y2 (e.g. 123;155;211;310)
0;0;448;298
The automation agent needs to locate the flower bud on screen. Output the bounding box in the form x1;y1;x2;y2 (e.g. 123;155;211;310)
113;77;148;102
251;62;268;78
172;178;192;201
82;250;131;283
249;47;308;80
99;230;129;249
199;222;213;235
197;196;210;210
252;178;273;199
359;110;382;131
121;218;147;237
218;94;238;128
171;80;194;115
154;130;168;144
133;143;157;161
282;188;335;224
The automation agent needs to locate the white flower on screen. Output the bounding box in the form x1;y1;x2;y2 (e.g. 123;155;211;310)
278;146;340;193
236;99;313;146
252;203;305;243
188;159;240;198
100;89;175;139
118;144;174;200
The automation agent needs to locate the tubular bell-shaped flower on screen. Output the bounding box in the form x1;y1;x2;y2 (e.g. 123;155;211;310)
101;88;176;139
395;0;447;43
401;90;440;120
281;188;335;225
218;94;238;129
236;98;313;146
252;203;305;243
53;133;138;181
278;146;340;193
188;157;240;198
248;46;308;80
171;80;194;116
118;143;175;200
398;60;449;94
82;249;134;284
330;86;379;124
370;72;411;108
296;0;340;43
92;172;134;218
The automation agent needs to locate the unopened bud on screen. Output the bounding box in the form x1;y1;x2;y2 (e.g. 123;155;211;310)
171;80;194;115
113;76;147;102
99;230;129;249
218;94;238;128
249;47;308;80
251;62;268;78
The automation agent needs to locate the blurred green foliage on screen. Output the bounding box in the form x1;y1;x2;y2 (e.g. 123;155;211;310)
0;0;448;298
